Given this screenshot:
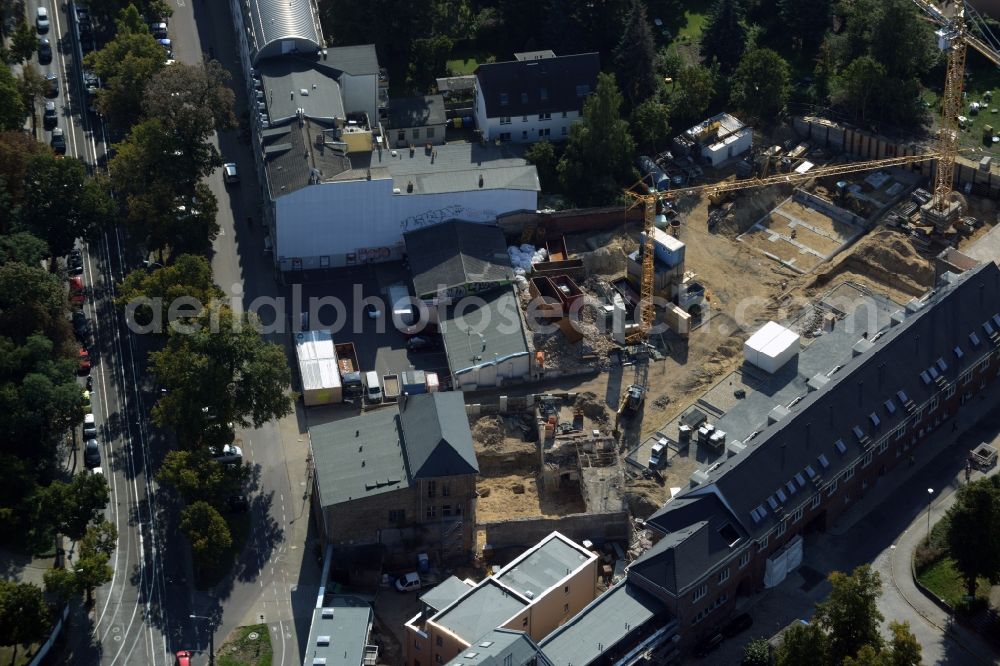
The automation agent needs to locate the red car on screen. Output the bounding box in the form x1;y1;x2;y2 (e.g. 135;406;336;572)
69;276;85;305
175;650;192;666
78;347;91;374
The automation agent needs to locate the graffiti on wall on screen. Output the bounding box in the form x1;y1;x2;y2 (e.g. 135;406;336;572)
399;205;498;232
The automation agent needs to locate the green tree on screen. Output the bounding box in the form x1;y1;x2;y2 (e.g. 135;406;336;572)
157;449;244;505
777;0;831;51
38;473;109;541
408;35;454;92
43;566;79;604
74;551;113;603
150;307;294;446
885;621;922;666
654;45;684;81
775;621;829;666
832;56;887;126
118;254;223;328
700;0;747;73
631;99;671;153
19;155;114;258
741;637;770;666
84;5;167;128
0;232;49;266
0;67;24;131
10;22;36;64
613;0;657;107
729;47;791;123
0;267;70;343
0;131;47;209
80;520;118;559
670;64;716;125
180;501;232;567
842;645;887;666
0;580;50;656
524;140;558;191
945;476;1000;597
557;72;636;205
110;118;188;195
815;565;884;664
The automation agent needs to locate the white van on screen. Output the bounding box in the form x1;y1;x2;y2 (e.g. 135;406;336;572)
364;371;382;403
388;284;415;327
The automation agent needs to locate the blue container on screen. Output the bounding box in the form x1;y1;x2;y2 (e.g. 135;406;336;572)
461;116;474;128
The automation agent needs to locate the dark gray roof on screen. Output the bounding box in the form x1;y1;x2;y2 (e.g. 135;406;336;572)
244;0;321;65
433;579;528;643
441;286;531;377
420;576;474;613
655;262;1000;548
399;392;479;479
310;407;410;507
261;117;352;199
324;44;381;76
387;95;446;129
304;596;373;666
495;533;593;598
628;522;714;598
258;58;344;123
385;142;539;195
404;221;513;298
539;582;667;666
474;53;600;117
447;629;552;666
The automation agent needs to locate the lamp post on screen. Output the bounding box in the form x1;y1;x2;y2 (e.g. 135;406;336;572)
189;614;215;666
927;488;934;540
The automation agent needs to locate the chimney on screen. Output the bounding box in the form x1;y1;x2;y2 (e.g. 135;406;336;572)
400;390;407;412
478;173;484;188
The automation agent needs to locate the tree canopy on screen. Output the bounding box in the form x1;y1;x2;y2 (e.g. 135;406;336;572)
0;580;50;651
180;501;232;568
700;0;747;73
0;67;24;132
557;72;636;206
613;0;658;108
729;47;791;123
945;476;1000;596
631;99;672;153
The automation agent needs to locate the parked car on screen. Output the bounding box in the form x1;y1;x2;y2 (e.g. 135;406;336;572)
43;101;57;129
36;7;49;33
81;389;91;411
692;632;724;658
149;21;168;38
38;38;52;64
73;311;90;339
209;444;243;464
406;335;440;352
175;651;192;666
78;347;91;374
394;572;422;592
84;439;100;467
222;162;239;184
44;73;58;98
69;249;84;275
364;303;382;319
722;613;753;638
51;128;66;155
227;494;249;512
69;275;85;303
83;413;97;438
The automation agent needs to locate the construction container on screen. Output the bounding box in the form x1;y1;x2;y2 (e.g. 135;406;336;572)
401;370;428;395
641;227;686;268
295;331;343;406
382;373;400;402
425;372;440;393
744;321;800;374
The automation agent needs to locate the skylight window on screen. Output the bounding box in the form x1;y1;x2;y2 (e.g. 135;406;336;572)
795;472;807;487
993;314;1000;329
806;465;817;478
785;481;797;495
985;321;995;335
767;495;779;510
750;507;764;523
897;390;909;403
920;371;932;385
575;84;590;97
870;413;880;427
936;358;948;372
520;92;528;103
928;366;939;380
970;332;981;346
819;453;831;468
499;93;509;106
884;399;896;414
776;488;788;503
954;346;964;359
852;425;865;439
835;440;847;454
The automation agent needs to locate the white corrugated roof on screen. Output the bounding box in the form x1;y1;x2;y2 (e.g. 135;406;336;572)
296;331;341;391
745;321;799;356
246;0;321;62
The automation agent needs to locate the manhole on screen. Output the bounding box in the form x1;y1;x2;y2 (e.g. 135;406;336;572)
248;632;259;641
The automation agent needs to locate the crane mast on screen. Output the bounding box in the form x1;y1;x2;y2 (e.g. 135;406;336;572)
933;10;968;213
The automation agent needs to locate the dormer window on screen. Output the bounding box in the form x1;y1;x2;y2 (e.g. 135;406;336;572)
540;87;548;101
499;93;509;106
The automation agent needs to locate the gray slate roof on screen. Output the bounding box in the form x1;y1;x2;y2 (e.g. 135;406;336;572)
404;221;513;298
399;392;479;479
385;142;539;196
325;44;381;76
260;118;351;199
495;534;592;598
310;407;410;508
475;53;600;117
245;0;321;65
387;95;446;129
304;596;372;666
440;286;531;375
447;629;551;666
258;58;345;123
420;576;473;613
539;582;666;666
644;262;1000;591
433;580;528;643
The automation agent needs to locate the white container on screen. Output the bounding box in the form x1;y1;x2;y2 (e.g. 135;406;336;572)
425;372;440;393
744;321;800;374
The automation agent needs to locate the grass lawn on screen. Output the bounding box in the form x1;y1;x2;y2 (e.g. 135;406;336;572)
917;557;991;607
923;60;1000;156
675;0;714;42
446;57;480;76
217;624;272;666
0;644;40;666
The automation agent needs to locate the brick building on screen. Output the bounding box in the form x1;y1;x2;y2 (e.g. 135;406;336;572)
309;392;480;559
627;261;1000;648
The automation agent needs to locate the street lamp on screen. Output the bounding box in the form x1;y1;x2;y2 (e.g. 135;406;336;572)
189;614;215;666
927;488;934;540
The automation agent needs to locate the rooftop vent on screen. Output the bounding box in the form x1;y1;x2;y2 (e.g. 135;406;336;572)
321;608;334;619
890;310;905;327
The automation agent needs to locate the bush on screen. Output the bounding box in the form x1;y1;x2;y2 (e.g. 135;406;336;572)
914;515;950;573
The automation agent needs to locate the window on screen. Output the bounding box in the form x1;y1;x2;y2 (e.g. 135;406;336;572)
759;534;769;549
564;585;570;594
718;567;730;584
945;385;956;399
397;130;405;142
454;504;462;516
441;482;450;497
777;520;787;537
929;397;939;411
793;507;804;523
863;450;874;466
561;126;567;136
436;636;443;647
500;93;509;106
811;493;821;509
435;656;443;664
827;478;839;496
693;584;708;602
388;509;404;523
521;92;528;104
425;505;437;519
962;370;972;385
562;111;568;118
539;128;550;137
500;116;511;125
739;550;752;568
845;465;856;480
563;603;569;613
427;481;436;498
522;617;528;628
426;127;435;139
522;115;528;122
540;87;548;101
411;129;421;140
895;426;906;441
442;505;452;517
878;440;888;455
978;358;990;372
522;130;528;139
575;84;590;97
504;657;513;666
540;112;551;120
499;132;511;141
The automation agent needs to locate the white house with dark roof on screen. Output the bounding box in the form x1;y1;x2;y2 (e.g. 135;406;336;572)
473;51;600;143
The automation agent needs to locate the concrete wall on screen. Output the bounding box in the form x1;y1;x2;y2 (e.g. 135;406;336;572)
477;107;579;143
792;189;865;227
480;511;630;551
497;205;643;239
391;123;447;147
515;558;600;641
453;352;532;390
